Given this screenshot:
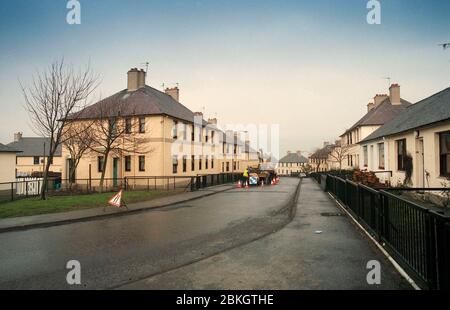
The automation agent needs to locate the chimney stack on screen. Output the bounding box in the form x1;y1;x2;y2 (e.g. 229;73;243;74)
367;102;374;112
373;94;388;107
14;132;22;142
207;118;217;125
127;68;146;91
389;84;401;105
296;150;302;156
165;87;180;102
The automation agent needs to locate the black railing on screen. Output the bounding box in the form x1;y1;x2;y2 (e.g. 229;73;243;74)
0;173;241;203
315;174;450;290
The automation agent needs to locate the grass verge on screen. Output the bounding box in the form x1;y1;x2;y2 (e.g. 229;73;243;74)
0;190;182;219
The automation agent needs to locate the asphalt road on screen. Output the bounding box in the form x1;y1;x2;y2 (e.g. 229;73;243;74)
121;178;411;290
0;178;300;289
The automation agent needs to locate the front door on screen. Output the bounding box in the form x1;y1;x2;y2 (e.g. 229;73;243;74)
416;139;425;188
113;158;119;187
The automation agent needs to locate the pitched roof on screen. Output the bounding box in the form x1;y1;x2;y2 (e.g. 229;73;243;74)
310;145;335;159
0;143;20;153
69;85;204;124
340;97;411;136
7;137;62;157
279;152;308;163
361;87;450;143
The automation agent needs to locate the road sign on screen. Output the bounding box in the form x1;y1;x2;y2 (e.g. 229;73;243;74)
108;190;125;208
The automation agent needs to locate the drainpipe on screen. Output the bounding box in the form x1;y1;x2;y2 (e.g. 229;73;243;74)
163;116;166;177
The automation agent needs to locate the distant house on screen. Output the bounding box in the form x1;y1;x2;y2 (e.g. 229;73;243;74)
339;84;411;170
277;151;308;176
360;87;450;187
0;143;20;184
309;142;335;172
7;133;63;177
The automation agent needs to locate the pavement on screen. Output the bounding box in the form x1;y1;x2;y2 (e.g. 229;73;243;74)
119;178;412;290
0;178;300;289
0;184;233;233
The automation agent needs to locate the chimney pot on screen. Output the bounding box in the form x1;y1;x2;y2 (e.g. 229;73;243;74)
14;132;23;142
165;87;180;102
207;118;217;125
373;94;389;107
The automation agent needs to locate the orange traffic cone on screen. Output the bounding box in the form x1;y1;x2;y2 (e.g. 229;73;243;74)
237;180;242;188
245;181;249;189
260;180;264;187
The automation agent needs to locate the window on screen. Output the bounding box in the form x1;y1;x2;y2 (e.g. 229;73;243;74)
172;120;178;139
211;131;215;143
211;156;214;169
183;123;187;140
396;139;407;171
223;142;226;154
370;145;374;169
98;156;104;172
125;118;132;134
233;161;236;170
139;156;145;172
33;156;40;165
439;131;450;177
226;162;230;172
378;143;385;169
222;162;224;172
183;156;187;173
191;125;195;142
125;156;131;172
139;117;146;133
234;144;237;154
109;118;117;136
205;130;209;143
363;146;368;167
191;155;195;171
205;156;209;170
172;156;178;174
199;157;202;170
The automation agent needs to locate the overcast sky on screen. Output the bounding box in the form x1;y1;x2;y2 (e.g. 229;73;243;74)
1;0;450;156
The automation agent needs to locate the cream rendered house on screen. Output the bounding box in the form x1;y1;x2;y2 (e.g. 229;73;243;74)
277;151;308;176
62;68;260;189
359;87;450;188
0;143;19;184
7;133;63;177
339;84;411;170
309;142;334;172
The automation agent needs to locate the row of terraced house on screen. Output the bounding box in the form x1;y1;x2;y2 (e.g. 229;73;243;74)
0;68;261;189
309;84;450;188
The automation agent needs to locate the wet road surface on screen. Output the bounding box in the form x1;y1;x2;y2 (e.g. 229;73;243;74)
121;178;411;290
0;178;300;289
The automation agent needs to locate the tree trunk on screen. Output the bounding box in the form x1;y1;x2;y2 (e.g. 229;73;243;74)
99;151;110;193
40;156;53;200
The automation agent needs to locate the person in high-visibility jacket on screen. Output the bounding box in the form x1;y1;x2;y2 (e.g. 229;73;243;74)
242;167;249;187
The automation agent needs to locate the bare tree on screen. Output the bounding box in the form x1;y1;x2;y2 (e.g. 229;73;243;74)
328;141;352;171
88;97;151;192
63;121;94;188
21;59;99;199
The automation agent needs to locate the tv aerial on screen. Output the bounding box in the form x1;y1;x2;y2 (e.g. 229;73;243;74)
141;61;150;73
